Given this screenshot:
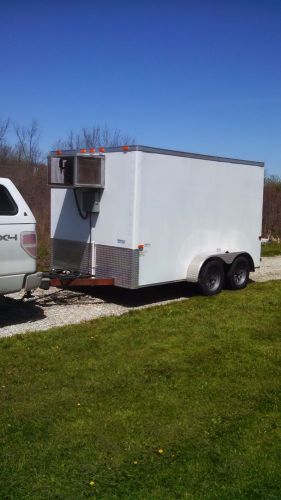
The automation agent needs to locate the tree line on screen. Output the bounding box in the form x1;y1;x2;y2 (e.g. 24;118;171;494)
262;176;281;240
0;118;280;259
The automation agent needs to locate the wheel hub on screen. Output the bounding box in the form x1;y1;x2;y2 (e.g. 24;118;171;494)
207;273;220;290
234;268;246;285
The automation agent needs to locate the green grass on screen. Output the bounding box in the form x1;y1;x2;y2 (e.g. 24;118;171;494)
1;281;281;499
261;242;281;257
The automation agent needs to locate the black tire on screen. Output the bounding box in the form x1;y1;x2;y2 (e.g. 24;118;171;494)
226;256;249;290
199;259;225;296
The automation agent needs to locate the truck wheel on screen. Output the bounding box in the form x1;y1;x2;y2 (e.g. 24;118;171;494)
226;256;249;290
199;259;224;296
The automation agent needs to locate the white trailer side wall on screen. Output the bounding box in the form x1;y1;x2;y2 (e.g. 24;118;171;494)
51;188;90;242
135;152;264;287
92;152;136;247
50;152;137;277
51;152;136;245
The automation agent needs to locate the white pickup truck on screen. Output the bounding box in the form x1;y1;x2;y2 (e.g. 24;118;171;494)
0;178;42;295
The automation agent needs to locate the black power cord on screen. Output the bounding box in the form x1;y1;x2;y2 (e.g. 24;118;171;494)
73;188;88;220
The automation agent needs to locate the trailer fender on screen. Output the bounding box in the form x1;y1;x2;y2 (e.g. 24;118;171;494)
186;252;254;283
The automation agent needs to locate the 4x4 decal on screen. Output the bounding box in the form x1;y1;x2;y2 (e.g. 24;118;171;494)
0;234;17;241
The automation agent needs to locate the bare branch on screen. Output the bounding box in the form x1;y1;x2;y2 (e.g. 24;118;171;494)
0;118;11;159
54;124;135;150
13;120;41;165
0;118;9;144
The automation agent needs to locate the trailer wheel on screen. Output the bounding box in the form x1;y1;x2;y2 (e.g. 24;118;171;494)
199;259;224;296
226;256;249;290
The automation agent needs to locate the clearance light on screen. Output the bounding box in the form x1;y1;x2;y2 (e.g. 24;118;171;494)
89;148;95;153
80;148;87;153
123;145;129;151
138;244;144;250
55;149;62;155
99;147;105;153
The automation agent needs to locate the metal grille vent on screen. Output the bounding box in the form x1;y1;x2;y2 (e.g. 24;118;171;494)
51;238;92;275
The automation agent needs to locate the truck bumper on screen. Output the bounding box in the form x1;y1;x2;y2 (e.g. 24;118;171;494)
24;272;43;291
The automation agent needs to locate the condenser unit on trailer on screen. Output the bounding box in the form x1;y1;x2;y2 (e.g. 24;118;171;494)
48;146;264;295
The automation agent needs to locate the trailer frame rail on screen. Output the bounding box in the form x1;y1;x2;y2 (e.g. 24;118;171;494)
41;271;114;289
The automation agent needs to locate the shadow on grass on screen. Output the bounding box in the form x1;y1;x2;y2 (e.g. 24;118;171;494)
0;296;46;328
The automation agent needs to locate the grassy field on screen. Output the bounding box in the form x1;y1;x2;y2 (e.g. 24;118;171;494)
1;281;281;499
261;242;281;257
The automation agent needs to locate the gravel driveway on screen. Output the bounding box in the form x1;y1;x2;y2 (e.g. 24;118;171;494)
1;256;281;338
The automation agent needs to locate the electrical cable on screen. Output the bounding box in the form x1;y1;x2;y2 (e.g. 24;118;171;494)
73;188;88;220
73;188;94;275
73;188;95;276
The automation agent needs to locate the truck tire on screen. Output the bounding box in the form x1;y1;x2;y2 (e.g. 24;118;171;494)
199;259;224;296
226;256;249;290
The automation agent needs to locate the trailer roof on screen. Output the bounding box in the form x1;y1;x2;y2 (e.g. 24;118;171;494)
50;145;264;167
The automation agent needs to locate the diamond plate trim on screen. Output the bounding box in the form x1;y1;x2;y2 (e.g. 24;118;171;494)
51;238;92;274
95;244;139;289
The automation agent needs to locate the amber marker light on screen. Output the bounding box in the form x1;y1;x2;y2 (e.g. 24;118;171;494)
138;244;144;250
80;148;87;153
123;145;129;151
55;150;62;155
89;148;95;153
99;147;105;153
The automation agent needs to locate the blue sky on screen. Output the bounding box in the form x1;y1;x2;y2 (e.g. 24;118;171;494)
0;0;281;174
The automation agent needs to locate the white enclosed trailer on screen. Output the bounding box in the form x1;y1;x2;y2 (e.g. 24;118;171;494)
48;146;264;295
